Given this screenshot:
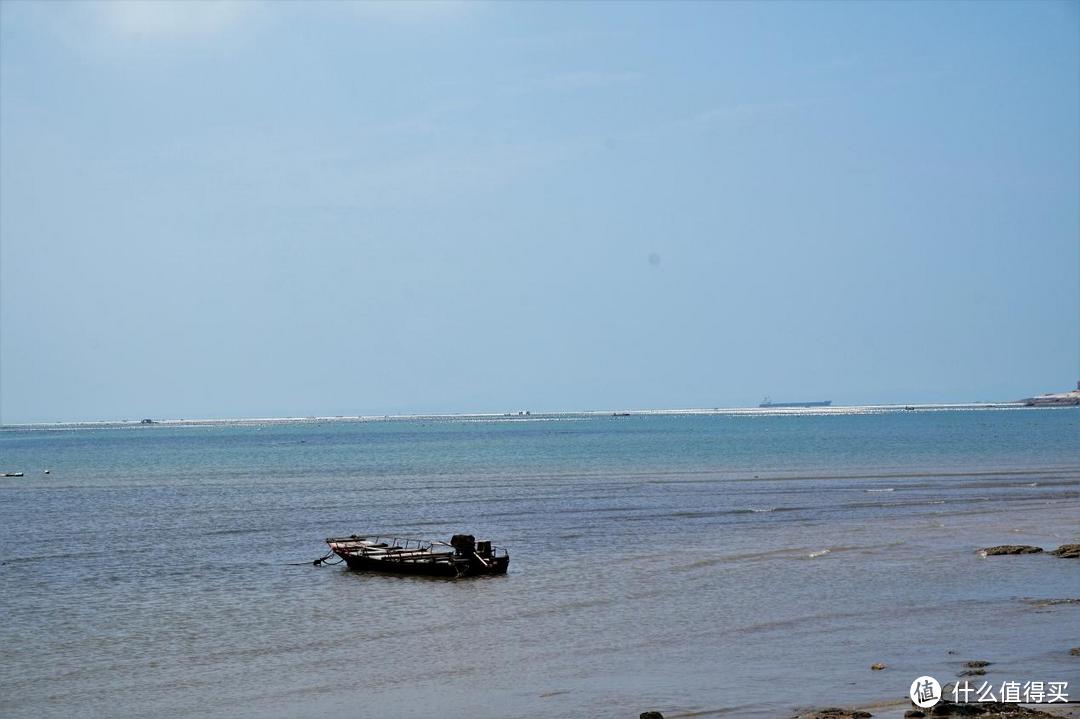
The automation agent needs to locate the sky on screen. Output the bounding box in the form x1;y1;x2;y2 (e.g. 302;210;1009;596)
0;0;1077;423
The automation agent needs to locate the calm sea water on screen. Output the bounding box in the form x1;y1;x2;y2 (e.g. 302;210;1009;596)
1;408;1078;718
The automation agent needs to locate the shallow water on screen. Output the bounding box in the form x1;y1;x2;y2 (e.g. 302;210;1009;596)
1;408;1078;718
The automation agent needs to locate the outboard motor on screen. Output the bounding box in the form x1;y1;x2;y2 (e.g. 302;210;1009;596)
450;534;475;557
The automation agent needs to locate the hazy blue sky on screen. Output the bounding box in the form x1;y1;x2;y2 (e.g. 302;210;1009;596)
1;1;1077;423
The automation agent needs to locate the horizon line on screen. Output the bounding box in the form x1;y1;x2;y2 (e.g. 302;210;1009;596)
0;400;1048;429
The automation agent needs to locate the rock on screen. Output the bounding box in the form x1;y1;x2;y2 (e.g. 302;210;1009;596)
959;660;991;676
978;545;1043;556
1025;597;1080;608
1071;647;1080;656
927;700;1058;717
1050;543;1080;558
794;710;872;719
870;662;886;670
640;713;664;719
930;703;984;716
904;712;926;719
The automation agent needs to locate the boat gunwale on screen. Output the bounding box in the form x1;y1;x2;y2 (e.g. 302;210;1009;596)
326;534;509;561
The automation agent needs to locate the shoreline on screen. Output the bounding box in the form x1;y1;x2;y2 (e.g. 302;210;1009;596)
789;700;1080;719
785;702;1080;719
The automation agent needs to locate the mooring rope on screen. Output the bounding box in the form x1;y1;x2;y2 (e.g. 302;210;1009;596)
286;550;341;566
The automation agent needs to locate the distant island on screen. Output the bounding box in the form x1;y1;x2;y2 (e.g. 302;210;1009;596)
1022;382;1080;407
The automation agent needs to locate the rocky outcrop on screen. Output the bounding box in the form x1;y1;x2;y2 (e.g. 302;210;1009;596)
978;545;1043;556
1050;543;1080;558
959;659;991;676
926;701;1059;717
1025;597;1080;608
1022;389;1080;406
639;712;664;719
793;710;872;719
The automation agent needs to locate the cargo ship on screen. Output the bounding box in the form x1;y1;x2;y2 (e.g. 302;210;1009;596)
759;397;832;408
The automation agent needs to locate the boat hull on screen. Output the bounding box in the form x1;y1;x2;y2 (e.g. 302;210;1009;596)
339;553;509;578
326;534;510;578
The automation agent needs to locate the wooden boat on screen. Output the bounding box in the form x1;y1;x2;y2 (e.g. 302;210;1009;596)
324;534;509;578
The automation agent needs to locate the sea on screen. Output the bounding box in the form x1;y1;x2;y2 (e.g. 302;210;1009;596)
1;406;1078;719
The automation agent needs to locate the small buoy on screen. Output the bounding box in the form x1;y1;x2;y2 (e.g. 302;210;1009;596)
43;469;51;475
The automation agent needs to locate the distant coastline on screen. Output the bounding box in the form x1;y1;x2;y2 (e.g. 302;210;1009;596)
3;400;1068;431
1021;388;1080;407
